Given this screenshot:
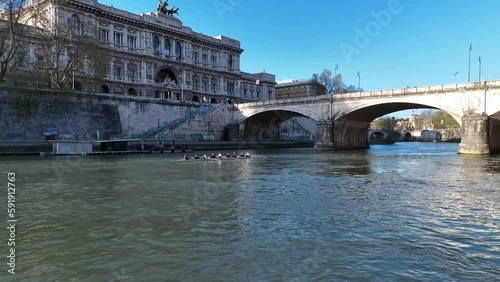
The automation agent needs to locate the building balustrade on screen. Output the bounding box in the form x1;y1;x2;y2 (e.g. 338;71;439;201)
105;75;141;84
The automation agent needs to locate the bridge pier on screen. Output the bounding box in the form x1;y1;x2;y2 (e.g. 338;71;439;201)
314;121;334;150
314;119;370;151
458;113;490;155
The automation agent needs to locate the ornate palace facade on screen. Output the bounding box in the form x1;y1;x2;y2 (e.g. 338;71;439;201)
19;0;276;104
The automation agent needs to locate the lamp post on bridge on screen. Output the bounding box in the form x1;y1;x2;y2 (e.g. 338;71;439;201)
478;56;481;81
468;43;472;82
357;71;360;90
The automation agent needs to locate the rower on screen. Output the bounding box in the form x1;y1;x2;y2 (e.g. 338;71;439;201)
183;154;190;160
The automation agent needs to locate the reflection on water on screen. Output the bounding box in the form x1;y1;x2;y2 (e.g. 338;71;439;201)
0;142;499;281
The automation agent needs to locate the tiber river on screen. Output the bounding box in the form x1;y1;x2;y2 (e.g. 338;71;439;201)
0;142;499;281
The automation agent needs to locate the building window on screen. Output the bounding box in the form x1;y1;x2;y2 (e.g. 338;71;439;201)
69;15;81;35
128;36;136;49
175;42;181;58
164;38;170;56
227;54;233;69
186;73;191;85
202;53;208;64
211;55;217;66
227;82;234;94
192;52;198;62
99;29;108;42
114;32;123;46
153;35;160;53
129;70;135;80
115;66;121;78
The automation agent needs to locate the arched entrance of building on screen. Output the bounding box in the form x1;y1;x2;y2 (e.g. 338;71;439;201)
127;88;137;96
101;85;110;93
403;132;412;141
192;96;200;102
210;98;217;104
155;68;179;99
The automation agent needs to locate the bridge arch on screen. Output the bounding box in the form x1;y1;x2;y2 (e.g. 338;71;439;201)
240;109;315;142
336;101;461;126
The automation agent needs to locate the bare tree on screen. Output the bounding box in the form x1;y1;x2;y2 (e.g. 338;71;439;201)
313;69;334;94
0;0;37;82
312;70;359;94
333;73;347;93
33;3;110;90
415;110;434;130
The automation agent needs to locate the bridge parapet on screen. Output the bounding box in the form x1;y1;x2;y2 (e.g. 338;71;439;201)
238;79;500;107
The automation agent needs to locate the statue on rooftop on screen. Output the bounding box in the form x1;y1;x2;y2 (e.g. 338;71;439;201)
166;6;179;16
157;0;168;15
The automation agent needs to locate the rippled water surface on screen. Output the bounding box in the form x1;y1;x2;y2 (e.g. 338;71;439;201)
0;142;499;281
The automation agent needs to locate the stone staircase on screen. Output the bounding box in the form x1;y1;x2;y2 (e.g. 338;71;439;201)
132;104;221;140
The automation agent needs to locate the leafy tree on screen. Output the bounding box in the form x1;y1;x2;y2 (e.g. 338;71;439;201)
414;110;434;130
431;110;460;129
370;116;395;130
410;110;460;130
0;0;38;82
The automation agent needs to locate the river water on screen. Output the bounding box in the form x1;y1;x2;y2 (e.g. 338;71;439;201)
0;142;499;281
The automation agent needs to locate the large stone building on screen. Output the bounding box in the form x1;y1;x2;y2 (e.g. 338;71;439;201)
275;79;326;99
8;0;276;104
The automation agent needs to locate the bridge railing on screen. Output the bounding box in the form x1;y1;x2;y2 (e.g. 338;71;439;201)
239;79;500;107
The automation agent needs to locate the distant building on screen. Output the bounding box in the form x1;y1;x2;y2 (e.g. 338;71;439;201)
397;110;418;130
275;79;326;99
4;0;276;104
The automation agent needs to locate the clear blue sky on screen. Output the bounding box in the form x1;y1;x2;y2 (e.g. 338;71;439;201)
98;0;500;117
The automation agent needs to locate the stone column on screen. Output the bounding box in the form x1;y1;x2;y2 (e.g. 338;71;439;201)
109;25;115;48
458;113;490;155
124;62;128;81
314;120;334;150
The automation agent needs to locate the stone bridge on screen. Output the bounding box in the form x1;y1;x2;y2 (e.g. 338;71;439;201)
235;80;500;155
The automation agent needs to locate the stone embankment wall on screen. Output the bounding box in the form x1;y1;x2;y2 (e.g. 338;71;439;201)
0;88;203;142
153;104;239;142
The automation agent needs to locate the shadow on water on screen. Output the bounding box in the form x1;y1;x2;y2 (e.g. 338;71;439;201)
315;151;372;177
483;158;500;174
